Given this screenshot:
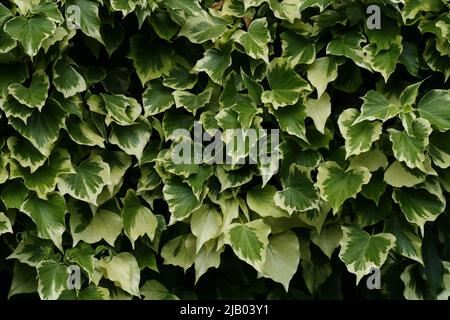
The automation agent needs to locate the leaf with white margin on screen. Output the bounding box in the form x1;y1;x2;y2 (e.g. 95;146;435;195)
339;225;396;284
190;205;222;253
429;131;450;169
140;280;179;300
161;234;196;272
400;264;427;300
247;185;289;218
0;212;12;235
417;89;450;132
194;44;232;84
7;136;47;173
326;32;371;71
274;167;320;214
385;217;423;265
101;253;140;297
364;38;403;82
338;108;382;159
8;70;49;110
233;18;271;63
194;241;224;284
399;80;424;107
21;193;66;251
52;59;87;98
65;116;105;148
142;81;174;117
261;58;311;109
109;122;151;160
65;242;96;281
163;179;202;225
1;180;28;209
178;10;229;44
305;92;332;134
393;188;445;235
57;155;111;206
129;35;173;86
298;0;333;12
384;161;426;188
348;148;388;172
311;224;342;259
388;118;431;170
315;161;371;213
274;104;307;141
164;0;203;15
70;205;123;246
268;0;300;23
224;219;271;272
216;166;254;192
307;57;342;98
0;96;34;122
37;261;67;300
281;31;315;66
173;87;212;115
66;0;104;44
9;148;74;198
259;231;300;291
110;0;136;16
8;99;67;157
100;93;142;126
355;90;400;123
4;15;56;58
122;190;158;248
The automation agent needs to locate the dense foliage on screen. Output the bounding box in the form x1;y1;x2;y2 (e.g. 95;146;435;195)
0;0;449;300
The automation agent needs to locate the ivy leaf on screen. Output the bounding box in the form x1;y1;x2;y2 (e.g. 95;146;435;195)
66;0;104;44
37;261;68;300
339;225;396;284
178;10;229;44
233;18;271;63
261;58;311;109
4;15;56;58
8;70;49;110
161;234;196;272
355;90;400;123
316;161;371;213
0;212;12;235
194;44;232;84
163;179;202;225
338;108;382;159
142;81;174;116
417;89;450;132
305;92;332;134
101;253;141;297
190;205;222;253
52;59;87;98
247;185;289;218
307;57;342;98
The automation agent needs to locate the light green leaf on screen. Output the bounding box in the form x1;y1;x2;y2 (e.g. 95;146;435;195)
52;60;87;98
429;131;450;169
261;58;311;109
417;89;450;132
57;155;111;206
65;243;95;281
339;225;396;284
338;108;382;159
355;90;400;123
311;224;342;259
142;81;174;116
326;32;371;70
163;179;202;224
194;44;232;84
384;160;426;188
315;161;371;213
109;122;151;160
65;116;105;148
307;57;342;98
37;261;68;300
101;253;140;297
268;0;300;23
281;31;315;66
66;0;104;44
140;280;179;300
122;190;158;248
190;205;222;253
194;241;224;284
259;231;300;291
161;234;196;272
178;10;229;44
247;185;289;218
100;94;142;126
225;219;271;271
365;38;403;82
305;92;332;134
174;87;212;115
0;212;12;235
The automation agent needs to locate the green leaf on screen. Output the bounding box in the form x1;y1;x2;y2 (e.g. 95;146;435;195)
326;32;371;70
7;136;47;173
261;58;311;109
178;10;229;44
274;167;320;214
268;0;300;23
174;87;213;115
281;31;315;65
190;205;222;253
194;44;232;84
140;280;179;300
0;212;12;235
393;188;445;235
4;15;56;58
65;116;105;148
355;90;400;123
385;217;423;265
100;93;142;126
37;261;68;300
21;193;66;251
338;108;382;159
364;38;403;82
225;219;271;271
161;234;196;272
66;0;104;44
311;224;342;259
163;179;202;224
57;155;111;206
429;131;450;169
8;70;49;110
247;185;289;218
109;122;151;160
233;18;271;63
101;253;141;297
307;57;342;98
417;89;450;132
8;262;38;299
142;81;174;116
388;118;432;171
339;225;396;284
274;104;307;141
122;190;158;248
259;231;300;291
52;60;87;98
1;180;28;209
194;242;224;283
384;160;426;188
129;35;173;86
305;92;332;134
315;161;371;213
65;243;96;281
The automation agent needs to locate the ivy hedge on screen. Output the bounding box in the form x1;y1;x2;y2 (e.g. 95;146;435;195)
0;0;450;300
